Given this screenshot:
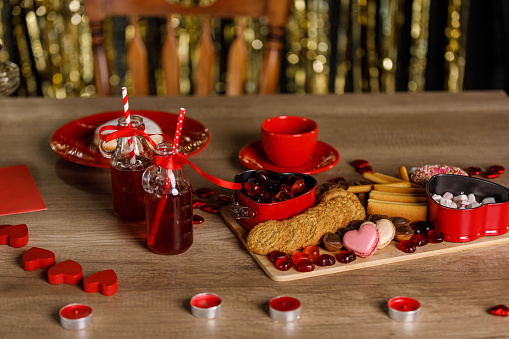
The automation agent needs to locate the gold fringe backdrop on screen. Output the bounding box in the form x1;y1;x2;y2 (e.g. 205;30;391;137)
0;0;468;97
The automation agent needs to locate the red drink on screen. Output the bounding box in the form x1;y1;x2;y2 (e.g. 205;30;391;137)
111;167;146;220
145;188;193;255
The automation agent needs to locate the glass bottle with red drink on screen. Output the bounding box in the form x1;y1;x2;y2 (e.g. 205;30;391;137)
99;116;153;220
142;142;193;255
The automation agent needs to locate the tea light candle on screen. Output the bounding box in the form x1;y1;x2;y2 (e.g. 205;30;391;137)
269;296;301;322
388;296;421;322
190;293;223;319
59;303;93;330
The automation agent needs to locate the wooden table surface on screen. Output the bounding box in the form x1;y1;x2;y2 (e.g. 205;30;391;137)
1;91;508;338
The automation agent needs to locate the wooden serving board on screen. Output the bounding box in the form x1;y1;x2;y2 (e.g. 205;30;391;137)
220;206;509;282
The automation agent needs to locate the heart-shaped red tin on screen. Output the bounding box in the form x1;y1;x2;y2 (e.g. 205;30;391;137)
23;247;56;271
84;269;118;296
47;260;83;285
427;174;509;242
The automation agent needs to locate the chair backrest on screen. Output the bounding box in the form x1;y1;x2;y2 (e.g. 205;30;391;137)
84;0;291;96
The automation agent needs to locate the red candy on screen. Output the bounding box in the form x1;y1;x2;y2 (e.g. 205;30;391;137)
302;245;320;262
295;259;315;272
196;188;215;198
242;170;310;204
216;195;231;206
269;251;287;264
484;169;501;179
330;176;346;184
489;165;505;174
315;254;335;266
291;251;308;264
256;170;271;182
192;215;204;224
397;240;416;253
428;229;444;243
245;182;263;196
410;234;428;246
192;200;206;208
357;165;373;174
466;166;482;176
201;204;219;214
275;257;293;271
490;304;509;316
290;178;306;195
352;160;369;169
337;250;356;264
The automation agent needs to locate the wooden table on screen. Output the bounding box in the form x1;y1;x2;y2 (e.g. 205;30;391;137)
1;91;508;338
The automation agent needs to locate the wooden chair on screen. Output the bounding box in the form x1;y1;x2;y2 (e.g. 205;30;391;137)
84;0;291;96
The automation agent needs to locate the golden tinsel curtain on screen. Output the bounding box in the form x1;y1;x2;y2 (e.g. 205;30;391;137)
0;0;506;97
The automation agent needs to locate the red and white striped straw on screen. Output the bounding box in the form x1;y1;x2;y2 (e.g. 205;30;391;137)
172;108;186;154
122;87;136;165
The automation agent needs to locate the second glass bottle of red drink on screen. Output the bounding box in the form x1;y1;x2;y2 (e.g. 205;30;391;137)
99;116;153;220
142;142;193;255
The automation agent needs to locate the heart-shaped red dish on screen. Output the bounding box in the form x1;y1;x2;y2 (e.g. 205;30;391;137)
427;174;509;242
230;169;317;230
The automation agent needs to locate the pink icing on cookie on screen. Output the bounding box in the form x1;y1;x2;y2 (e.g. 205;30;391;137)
343;223;380;258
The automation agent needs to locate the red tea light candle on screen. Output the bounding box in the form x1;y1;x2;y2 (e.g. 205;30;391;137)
269;296;301;322
388;297;421;322
190;293;223;319
59;303;93;330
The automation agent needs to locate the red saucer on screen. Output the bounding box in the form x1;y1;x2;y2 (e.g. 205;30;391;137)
50;110;210;168
239;141;339;174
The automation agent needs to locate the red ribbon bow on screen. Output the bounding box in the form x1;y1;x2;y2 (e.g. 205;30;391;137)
99;124;242;191
98;124;167;147
153;153;242;191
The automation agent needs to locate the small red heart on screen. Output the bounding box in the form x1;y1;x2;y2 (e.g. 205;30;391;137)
0;224;29;248
47;260;83;285
490;304;509;316
23;247;56;271
84;269;118;296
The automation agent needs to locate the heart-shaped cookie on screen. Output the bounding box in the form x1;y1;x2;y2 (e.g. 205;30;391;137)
84;269;118;296
490;304;509;316
23;247;56;271
48;260;83;285
374;219;396;249
0;224;29;248
343;223;380;258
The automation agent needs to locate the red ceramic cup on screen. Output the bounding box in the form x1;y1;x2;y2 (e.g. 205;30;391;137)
261;116;318;167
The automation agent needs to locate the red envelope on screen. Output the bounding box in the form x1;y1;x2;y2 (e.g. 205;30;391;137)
0;165;47;216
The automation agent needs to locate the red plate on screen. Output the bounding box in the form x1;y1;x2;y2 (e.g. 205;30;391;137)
50;110;210;168
238;140;339;175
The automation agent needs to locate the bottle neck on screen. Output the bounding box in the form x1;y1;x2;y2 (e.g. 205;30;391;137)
117;116;145;131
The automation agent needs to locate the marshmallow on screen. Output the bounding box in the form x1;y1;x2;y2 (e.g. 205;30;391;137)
443;192;454;200
482;197;496;204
